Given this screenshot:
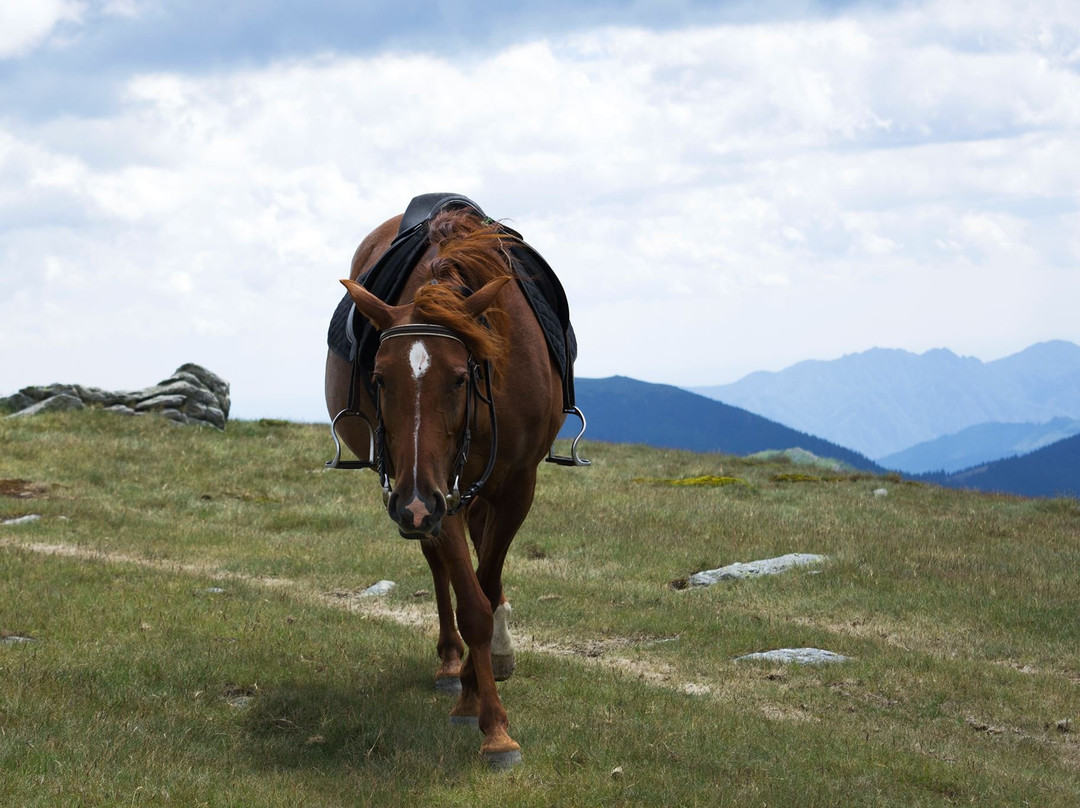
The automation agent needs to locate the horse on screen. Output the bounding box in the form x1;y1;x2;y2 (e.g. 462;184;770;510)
324;204;569;767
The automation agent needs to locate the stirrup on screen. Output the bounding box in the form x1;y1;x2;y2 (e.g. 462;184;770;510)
326;409;378;470
546;406;591;467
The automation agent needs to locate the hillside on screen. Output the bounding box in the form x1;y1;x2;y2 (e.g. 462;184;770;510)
692;340;1080;460
2;411;1079;805
564;376;883;472
880;416;1080;474
923;431;1080;498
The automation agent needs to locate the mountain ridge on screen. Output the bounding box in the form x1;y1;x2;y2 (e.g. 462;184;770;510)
564;375;884;472
691;340;1080;459
566;373;1080;498
879;416;1080;474
924;432;1080;499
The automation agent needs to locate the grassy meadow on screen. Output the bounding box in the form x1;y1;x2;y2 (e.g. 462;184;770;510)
1;410;1078;806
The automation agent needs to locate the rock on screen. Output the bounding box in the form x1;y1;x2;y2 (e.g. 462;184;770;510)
135;394;189;412
0;392;34;413
104;404;139;416
11;384;79;401
2;364;231;429
2;514;42;526
137;380;219;409
360;580;396;597
6;394;85;418
735;648;850;664
185;403;226;430
73;385;134;407
176;364;230;418
688;553;827;587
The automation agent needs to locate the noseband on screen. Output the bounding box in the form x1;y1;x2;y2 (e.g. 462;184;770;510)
370;323;498;517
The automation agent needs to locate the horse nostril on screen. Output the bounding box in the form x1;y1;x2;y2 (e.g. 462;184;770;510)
388;489;446;539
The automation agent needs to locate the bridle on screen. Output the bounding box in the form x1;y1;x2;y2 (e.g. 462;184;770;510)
328;322;498;518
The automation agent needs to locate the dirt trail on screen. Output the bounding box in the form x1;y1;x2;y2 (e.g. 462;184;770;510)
0;537;711;697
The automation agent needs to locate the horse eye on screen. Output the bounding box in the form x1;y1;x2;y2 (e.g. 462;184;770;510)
454;374;468;390
373;374;385;389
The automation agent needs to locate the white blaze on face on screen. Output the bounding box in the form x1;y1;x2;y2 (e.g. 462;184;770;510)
408;340;430;482
409;340;431;380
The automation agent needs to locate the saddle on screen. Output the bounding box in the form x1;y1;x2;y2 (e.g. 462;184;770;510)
328;193;579;412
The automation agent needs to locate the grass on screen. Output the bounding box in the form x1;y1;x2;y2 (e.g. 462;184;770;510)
1;410;1079;806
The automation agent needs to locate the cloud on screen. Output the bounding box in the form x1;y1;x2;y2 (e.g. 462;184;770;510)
0;0;83;59
2;0;1080;420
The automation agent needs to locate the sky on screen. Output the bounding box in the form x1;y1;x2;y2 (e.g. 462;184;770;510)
1;0;1078;422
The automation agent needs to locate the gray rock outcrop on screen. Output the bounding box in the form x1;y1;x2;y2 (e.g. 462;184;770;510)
735;648;850;664
1;364;230;429
688;553;828;587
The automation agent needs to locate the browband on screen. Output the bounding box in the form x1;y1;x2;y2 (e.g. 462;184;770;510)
379;324;465;346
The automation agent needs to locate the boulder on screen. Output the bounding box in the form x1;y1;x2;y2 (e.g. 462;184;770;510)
7;394;85;417
735;648;850;664
688;553;828;587
0;392;34;413
360;580;396;597
73;385;134;408
176;364;230;418
135;394;189;412
1;365;231;429
104;404;139;416
2;514;42;526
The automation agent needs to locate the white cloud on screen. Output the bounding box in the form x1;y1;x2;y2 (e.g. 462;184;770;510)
2;0;1080;419
101;0;144;18
0;0;82;59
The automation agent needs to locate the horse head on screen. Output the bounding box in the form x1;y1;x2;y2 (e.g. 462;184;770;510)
341;276;510;539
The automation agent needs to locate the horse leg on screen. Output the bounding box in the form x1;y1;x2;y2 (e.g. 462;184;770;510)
438;518;521;767
420;539;465;694
467;502;514;681
475;470;537;678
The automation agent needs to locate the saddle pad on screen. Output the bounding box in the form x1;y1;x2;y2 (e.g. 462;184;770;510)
328;194;578;409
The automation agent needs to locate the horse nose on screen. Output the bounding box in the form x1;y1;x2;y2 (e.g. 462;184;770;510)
387;488;446;539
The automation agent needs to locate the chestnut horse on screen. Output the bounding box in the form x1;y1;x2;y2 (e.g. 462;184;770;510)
325;207;566;767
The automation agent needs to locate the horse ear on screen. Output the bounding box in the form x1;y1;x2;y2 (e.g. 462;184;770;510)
341;279;396;331
464;277;511;318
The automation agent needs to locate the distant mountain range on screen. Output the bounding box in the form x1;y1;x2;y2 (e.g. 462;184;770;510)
879;417;1080;474
691;340;1080;461
566;372;1080;499
563;376;883;472
922;432;1080;499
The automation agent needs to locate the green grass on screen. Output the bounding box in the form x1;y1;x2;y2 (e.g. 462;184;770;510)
2;410;1078;806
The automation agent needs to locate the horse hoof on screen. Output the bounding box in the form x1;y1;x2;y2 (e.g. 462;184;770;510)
482;747;523;769
491;653;515;682
434;676;462;695
450;714;479;728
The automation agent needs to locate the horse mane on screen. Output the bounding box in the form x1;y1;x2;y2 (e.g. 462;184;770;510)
411;209;513;374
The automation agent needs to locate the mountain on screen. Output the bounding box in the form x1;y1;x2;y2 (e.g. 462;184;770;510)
879;417;1080;474
923;432;1080;499
691;341;1080;460
563;376;883;472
